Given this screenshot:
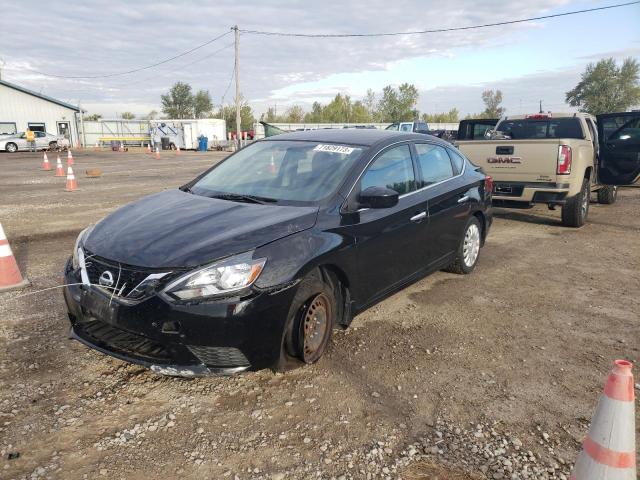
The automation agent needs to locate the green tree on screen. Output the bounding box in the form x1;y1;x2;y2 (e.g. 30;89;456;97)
363;89;378;121
262;107;279;123
161;81;193;119
120;112;135;120
193;90;214;118
566;57;640;115
304;102;324;123
481;90;505;118
285;105;305;123
377;84;419;122
218;101;255;132
422;108;460;123
322;94;353;122
350;101;372;123
83;113;102;121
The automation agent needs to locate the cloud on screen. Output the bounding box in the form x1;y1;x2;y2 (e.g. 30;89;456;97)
2;0;635;118
0;0;571;114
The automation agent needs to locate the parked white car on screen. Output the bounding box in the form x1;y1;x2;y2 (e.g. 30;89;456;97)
0;132;62;152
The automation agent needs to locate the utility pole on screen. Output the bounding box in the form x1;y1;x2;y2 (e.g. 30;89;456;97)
233;25;241;149
79;100;86;148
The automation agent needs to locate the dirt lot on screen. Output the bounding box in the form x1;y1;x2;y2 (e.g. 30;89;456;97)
0;149;638;480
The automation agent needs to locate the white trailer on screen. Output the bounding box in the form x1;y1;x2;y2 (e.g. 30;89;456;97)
149;119;227;150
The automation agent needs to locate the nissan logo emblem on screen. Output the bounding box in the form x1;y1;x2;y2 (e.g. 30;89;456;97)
99;270;115;287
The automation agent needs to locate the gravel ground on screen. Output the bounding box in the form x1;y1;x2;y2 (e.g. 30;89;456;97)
0;149;638;479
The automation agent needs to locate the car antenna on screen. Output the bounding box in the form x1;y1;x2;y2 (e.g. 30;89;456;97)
539;100;543;114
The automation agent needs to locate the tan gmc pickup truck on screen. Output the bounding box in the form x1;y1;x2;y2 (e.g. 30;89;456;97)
455;112;640;227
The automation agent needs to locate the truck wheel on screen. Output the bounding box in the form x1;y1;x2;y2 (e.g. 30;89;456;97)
597;185;617;204
561;178;590;228
445;216;482;274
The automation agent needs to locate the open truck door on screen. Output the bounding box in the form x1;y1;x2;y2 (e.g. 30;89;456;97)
596;112;640;185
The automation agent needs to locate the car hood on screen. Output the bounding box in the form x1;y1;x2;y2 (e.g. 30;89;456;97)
83;189;319;268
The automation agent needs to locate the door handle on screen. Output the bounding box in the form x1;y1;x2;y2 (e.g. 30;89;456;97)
410;211;427;222
457;195;470;204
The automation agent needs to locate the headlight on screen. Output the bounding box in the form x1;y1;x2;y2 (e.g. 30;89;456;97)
72;225;93;269
163;252;266;301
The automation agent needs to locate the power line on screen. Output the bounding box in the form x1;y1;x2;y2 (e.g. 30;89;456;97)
221;66;235;105
103;43;235;89
33;30;232;79
240;1;639;37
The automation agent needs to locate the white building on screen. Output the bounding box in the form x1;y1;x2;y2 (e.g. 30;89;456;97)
0;79;81;145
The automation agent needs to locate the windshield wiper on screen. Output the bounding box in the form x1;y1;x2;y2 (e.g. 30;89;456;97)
209;193;277;205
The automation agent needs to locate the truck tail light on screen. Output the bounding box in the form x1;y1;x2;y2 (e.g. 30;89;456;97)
557;145;572;175
484;175;493;194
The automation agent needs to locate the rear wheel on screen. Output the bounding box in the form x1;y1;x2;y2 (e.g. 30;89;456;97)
561;178;590;227
597;185;617;204
5;142;17;153
445;216;482;274
48;141;58;150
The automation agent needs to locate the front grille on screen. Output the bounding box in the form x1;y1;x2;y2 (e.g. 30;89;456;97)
75;320;175;364
83;251;172;299
187;345;250;367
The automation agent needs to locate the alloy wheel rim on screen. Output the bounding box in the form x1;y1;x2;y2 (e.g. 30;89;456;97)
463;224;480;267
581;184;589;217
302;293;330;361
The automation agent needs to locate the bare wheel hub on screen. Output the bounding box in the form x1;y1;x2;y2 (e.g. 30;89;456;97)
302;293;330;361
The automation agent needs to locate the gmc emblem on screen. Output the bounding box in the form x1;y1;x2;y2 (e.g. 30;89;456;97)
487;156;522;164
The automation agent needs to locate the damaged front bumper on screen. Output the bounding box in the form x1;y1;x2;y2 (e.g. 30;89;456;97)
63;258;295;376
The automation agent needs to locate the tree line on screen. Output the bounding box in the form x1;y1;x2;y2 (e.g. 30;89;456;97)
83;57;639;127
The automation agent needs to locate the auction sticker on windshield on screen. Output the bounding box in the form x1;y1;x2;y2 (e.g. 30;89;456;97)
313;144;355;155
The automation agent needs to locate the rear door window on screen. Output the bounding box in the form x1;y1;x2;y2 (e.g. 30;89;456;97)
446;148;465;175
361;144;416;194
415;143;454;185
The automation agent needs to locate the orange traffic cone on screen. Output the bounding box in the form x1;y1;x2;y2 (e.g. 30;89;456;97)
54;156;65;177
155;147;160;160
268;154;277;174
0;223;29;292
67;150;74;166
570;359;636;479
176;144;181;155
41;152;51;171
146;144;152;154
94;141;99;150
64;166;78;192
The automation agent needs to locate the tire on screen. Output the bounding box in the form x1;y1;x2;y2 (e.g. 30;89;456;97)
445;216;482;275
48;141;58;150
597;185;617;204
561;178;590;227
5;142;18;153
282;269;337;367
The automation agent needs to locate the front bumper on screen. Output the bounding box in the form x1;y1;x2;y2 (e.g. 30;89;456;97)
63;258;296;376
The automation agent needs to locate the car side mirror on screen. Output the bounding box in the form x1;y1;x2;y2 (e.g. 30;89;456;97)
358;186;399;209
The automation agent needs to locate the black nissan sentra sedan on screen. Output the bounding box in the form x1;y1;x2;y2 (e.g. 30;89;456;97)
63;129;492;376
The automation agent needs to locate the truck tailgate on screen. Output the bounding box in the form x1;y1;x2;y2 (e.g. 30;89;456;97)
458;139;561;182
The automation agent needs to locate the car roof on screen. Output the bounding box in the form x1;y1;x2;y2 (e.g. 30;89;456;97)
264;128;448;148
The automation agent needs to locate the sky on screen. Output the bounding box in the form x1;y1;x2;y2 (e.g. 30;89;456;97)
0;0;638;119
